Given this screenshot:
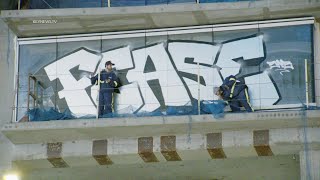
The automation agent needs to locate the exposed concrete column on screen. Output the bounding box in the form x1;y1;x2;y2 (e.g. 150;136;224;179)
300;150;320;180
314;20;320;107
0;18;16;176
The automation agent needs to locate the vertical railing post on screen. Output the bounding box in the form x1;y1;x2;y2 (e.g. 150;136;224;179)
33;76;36;108
18;0;21;10
96;70;101;119
197;62;200;115
27;74;31;121
305;59;309;108
13;74;19;122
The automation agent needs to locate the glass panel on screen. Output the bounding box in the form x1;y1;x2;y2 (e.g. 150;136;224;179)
57;40;101;58
110;0;196;6
260;24;314;105
102;36;146;115
200;0;243;2
213;28;263;110
18;43;57;121
168;31;217;114
110;0;146;7
29;0;59;9
60;0;103;8
55;40;102;117
29;0;103;9
168;0;195;4
146;33;173;114
146;0;168;5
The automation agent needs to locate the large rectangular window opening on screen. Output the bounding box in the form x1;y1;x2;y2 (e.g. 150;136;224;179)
15;17;315;122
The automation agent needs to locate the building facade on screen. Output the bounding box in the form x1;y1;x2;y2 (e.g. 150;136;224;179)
1;0;320;179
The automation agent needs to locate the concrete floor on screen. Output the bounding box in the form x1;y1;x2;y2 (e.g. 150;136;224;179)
20;155;300;180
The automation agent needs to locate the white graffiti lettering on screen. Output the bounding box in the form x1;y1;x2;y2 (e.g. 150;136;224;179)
44;48;101;116
267;59;294;75
128;43;190;112
244;71;280;107
216;35;265;78
41;34;280;116
168;42;222;100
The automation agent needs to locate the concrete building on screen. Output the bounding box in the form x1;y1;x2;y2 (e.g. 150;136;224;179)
1;0;320;179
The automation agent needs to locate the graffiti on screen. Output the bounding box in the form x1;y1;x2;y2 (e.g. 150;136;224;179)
41;34;280;116
44;48;101;116
267;59;294;75
127;43;191;112
244;72;281;106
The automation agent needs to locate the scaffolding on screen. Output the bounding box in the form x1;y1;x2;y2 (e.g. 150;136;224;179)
24;74;44;121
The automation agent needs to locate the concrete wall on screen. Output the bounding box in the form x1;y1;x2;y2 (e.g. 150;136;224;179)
0;18;16;175
0;2;319;178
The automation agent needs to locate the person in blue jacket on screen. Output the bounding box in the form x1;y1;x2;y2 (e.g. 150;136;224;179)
214;75;254;112
91;61;119;117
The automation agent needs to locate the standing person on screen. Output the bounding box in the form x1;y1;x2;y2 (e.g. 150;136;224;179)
91;61;119;117
214;75;254;112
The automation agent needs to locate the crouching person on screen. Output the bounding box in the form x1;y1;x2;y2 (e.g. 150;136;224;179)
214;75;254;112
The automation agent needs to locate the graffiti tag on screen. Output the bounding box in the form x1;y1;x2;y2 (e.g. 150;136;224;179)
267;59;294;75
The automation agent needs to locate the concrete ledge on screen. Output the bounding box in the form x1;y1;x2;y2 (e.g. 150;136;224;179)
2;110;320;144
1;1;319;18
1;0;320;37
0;2;284;18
